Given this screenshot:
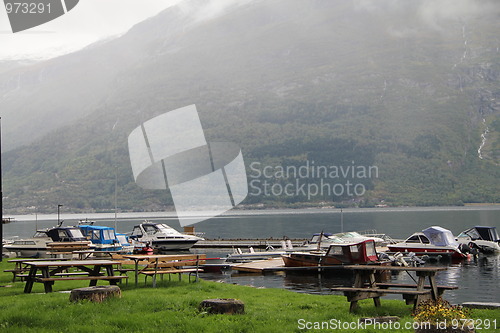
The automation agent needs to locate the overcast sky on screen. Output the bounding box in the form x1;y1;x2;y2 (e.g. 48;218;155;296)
1;0;497;60
0;0;182;60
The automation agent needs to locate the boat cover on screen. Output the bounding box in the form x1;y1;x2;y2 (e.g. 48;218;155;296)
422;226;459;247
79;225;117;245
474;226;500;242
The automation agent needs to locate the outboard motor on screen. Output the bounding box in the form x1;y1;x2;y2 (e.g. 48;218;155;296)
378;252;390;262
458;242;471;254
392;252;408;266
407;252;425;266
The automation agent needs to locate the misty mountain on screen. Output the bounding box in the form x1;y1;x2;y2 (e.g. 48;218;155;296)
2;0;500;214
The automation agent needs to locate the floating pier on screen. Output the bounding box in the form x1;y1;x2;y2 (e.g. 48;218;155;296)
232;258;285;273
231;258;357;275
193;239;307;249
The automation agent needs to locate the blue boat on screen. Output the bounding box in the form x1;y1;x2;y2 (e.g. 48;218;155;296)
116;233;134;254
79;225;123;251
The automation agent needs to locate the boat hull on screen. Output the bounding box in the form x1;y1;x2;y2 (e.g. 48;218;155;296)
282;253;343;267
3;246;50;258
463;240;500;254
387;245;466;259
152;239;199;251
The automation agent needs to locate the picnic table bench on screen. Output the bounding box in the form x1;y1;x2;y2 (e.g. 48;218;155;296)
46;242;91;257
23;260;128;293
123;254;206;287
331;265;455;312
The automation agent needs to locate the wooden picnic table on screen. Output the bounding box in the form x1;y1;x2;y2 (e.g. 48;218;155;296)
5;258;69;282
122;254;205;287
23;260;127;293
331;265;456;312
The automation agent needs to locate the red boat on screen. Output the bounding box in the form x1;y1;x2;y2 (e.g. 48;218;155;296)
282;239;382;267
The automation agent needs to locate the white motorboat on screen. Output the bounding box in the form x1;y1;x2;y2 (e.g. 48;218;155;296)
388;226;467;260
4;226;90;258
303;231;385;250
331;231;385;245
129;221;204;251
456;226;500;254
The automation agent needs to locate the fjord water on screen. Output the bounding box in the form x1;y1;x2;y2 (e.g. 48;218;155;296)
4;206;500;303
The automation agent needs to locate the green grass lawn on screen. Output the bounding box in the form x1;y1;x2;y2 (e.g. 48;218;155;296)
0;260;498;332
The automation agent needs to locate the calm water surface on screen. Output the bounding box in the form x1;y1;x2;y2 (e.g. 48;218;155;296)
4;206;500;303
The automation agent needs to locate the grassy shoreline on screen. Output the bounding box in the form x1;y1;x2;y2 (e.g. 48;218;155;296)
0;261;498;332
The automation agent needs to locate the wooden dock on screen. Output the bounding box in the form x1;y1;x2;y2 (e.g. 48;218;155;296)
193;239;307;249
231;258;354;275
232;258;285;273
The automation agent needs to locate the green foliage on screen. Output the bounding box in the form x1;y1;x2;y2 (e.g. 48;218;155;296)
1;1;500;213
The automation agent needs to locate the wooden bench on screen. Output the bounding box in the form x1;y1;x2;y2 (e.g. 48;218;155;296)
139;254;206;287
331;287;432;307
46;242;91;257
4;268;28;282
5;258;70;282
36;276;128;283
17;272;90;279
374;283;458;298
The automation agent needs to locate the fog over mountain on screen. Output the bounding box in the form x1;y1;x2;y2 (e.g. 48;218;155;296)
2;0;499;213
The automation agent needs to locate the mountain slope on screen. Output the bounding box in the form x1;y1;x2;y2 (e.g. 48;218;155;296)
2;0;500;214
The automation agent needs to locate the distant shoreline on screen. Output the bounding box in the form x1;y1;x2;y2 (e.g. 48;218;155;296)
5;204;500;222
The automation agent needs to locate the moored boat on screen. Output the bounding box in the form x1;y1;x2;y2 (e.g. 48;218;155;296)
456;226;500;254
4;226;91;258
302;231;386;251
129;221;204;251
79;224;124;252
388;226;467;259
282;239;383;267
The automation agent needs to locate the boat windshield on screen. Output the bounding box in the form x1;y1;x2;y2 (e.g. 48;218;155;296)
131;226;143;237
116;234;130;245
328;245;344;256
350;245;360;260
33;231;48;238
102;229;116;240
143;224;159;235
324;236;345;243
365;241;377;257
155;224;180;235
460;228;481;240
89;230;100;240
406;235;421;243
490;228;500;241
67;228;85;239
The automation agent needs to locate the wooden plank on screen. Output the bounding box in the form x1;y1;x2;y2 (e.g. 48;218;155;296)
232;258;284;273
37;276;128;282
462;302;500;310
23;260;119;267
332;287;431;295
342;265;447;272
375;283;458;290
140;268;201;276
124;254;206;261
